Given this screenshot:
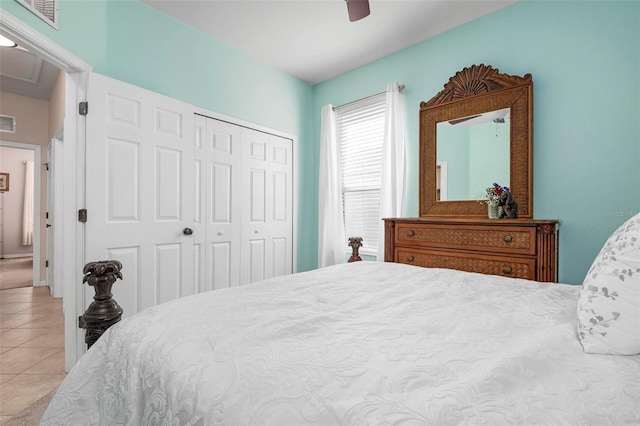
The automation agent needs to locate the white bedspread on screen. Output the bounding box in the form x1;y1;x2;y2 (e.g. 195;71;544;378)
41;262;640;425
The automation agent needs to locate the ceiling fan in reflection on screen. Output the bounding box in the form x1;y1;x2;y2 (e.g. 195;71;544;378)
448;115;482;126
345;0;370;22
448;109;510;126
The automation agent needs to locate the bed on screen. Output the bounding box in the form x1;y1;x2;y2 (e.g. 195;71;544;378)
41;257;640;425
41;59;640;424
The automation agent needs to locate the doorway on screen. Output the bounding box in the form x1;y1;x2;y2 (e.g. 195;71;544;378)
0;142;41;289
1;10;91;370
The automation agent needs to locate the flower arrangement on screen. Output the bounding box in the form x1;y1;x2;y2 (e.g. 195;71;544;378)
482;183;509;206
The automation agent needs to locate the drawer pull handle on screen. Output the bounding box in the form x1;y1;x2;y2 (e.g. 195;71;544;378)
406;230;415;237
407;255;415;262
503;235;513;243
502;266;512;275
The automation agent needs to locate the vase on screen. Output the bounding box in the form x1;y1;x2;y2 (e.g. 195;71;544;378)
488;203;499;219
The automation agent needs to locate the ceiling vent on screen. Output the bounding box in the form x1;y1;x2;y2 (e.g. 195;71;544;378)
16;0;58;29
0;115;16;133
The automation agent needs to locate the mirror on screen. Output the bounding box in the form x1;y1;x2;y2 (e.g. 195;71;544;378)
436;107;510;201
420;64;533;218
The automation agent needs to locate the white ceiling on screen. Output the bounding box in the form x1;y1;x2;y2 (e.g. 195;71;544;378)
0;0;518;101
0;45;60;100
143;0;518;84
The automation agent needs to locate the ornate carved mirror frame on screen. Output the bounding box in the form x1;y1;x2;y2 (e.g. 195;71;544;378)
420;64;533;219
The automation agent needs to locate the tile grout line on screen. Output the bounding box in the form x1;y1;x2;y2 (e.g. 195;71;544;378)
0;284;66;421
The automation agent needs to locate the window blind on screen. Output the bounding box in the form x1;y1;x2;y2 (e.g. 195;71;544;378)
336;94;386;255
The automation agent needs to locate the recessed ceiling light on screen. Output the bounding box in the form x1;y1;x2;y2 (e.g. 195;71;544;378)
0;34;17;48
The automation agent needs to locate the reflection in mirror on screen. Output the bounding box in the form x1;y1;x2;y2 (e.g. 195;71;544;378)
436;108;510;201
419;64;533;218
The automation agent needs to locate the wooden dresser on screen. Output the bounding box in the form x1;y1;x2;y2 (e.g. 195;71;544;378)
384;218;559;282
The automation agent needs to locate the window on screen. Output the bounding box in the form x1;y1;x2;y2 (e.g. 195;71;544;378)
16;0;58;29
336;94;386;256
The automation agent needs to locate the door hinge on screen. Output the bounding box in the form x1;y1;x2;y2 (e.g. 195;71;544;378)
45;260;49;267
79;101;88;116
46;211;49;219
78;315;85;329
45;162;49;171
78;208;88;223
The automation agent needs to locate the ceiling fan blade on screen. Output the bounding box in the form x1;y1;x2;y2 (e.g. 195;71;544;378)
346;0;370;22
448;114;481;125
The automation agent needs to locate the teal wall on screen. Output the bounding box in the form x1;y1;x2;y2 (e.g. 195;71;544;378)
0;0;315;272
2;0;639;283
0;0;312;134
468;121;510;199
435;121;510;200
313;0;640;284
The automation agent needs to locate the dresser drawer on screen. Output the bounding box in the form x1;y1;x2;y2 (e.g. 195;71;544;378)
395;248;536;280
395;223;536;256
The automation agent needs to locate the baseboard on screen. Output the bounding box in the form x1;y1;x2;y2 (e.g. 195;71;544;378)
35;280;48;287
0;254;34;259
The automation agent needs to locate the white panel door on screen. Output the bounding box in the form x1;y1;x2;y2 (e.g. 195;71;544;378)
194;115;242;291
241;128;268;285
267;135;293;278
85;73;194;320
46;138;64;298
46;142;54;291
193;115;206;293
240;128;293;285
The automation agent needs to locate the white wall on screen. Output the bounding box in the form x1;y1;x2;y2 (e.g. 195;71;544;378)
48;70;65;137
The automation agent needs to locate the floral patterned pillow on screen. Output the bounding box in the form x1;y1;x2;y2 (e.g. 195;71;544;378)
577;212;640;355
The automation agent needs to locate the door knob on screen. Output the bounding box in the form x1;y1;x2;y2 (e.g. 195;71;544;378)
183;227;193;235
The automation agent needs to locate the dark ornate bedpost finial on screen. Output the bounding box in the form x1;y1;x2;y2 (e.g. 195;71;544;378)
348;237;363;262
80;260;124;349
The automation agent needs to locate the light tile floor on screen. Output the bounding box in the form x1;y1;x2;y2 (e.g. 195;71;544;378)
0;286;65;423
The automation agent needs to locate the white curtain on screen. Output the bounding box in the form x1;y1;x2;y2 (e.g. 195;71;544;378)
22;160;34;246
318;104;346;268
377;82;407;261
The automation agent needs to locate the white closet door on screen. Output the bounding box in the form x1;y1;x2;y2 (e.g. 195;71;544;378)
193;115;206;293
199;116;242;291
267;135;293;278
240;128;293;285
85;73;195;319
